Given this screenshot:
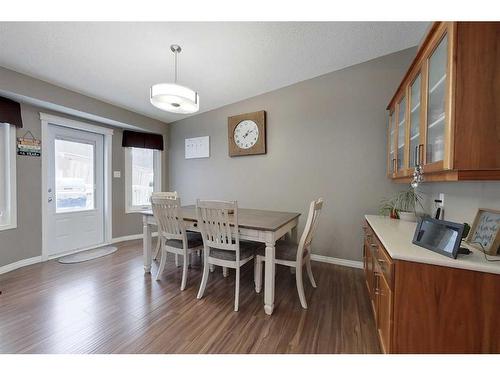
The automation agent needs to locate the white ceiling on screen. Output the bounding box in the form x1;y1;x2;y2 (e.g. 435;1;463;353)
0;22;429;123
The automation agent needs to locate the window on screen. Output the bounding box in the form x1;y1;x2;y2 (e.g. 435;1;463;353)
55;138;95;213
0;123;17;230
125;147;161;212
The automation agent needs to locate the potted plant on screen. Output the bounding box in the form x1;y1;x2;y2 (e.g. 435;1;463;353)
379;196;398;219
379;188;424;222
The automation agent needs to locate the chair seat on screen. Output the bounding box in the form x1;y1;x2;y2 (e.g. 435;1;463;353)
256;239;301;261
209;241;261;261
164;232;203;249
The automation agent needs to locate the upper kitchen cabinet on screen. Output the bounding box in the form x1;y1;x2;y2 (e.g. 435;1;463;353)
386;22;500;182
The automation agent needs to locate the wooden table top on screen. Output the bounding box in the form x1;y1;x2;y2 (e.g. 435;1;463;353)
142;205;300;231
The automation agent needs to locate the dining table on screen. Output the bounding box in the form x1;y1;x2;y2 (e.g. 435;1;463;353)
140;205;300;315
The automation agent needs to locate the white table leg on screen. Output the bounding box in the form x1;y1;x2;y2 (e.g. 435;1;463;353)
143;216;152;274
264;241;276;315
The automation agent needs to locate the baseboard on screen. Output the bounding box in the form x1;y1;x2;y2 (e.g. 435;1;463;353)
111;232;158;244
0;233;158;275
310;254;363;269
0;256;42;275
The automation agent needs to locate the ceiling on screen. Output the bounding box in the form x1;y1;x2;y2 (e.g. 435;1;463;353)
0;22;429;123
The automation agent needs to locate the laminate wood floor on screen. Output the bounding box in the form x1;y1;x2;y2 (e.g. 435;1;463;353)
0;240;381;354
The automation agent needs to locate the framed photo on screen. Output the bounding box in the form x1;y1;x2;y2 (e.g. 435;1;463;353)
466;208;500;255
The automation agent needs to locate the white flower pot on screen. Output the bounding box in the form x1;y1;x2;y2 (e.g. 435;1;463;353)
398;211;417;222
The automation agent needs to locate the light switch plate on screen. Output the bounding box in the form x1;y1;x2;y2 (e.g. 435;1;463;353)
113;171;121;178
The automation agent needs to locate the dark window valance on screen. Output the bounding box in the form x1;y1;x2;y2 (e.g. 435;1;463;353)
0;96;23;128
122;130;164;151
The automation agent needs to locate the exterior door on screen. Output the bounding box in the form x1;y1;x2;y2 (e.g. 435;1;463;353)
46;124;105;256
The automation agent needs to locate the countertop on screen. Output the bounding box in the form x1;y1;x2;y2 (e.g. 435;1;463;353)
365;215;500;275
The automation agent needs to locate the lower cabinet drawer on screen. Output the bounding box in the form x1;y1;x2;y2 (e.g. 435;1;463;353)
374;244;393;286
376;272;392;353
363;221;394;353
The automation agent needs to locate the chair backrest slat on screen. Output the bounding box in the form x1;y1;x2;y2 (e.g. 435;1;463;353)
196;200;239;252
151;192;185;241
297;198;323;263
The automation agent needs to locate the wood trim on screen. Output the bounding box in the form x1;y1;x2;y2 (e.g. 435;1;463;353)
443;22;457;170
387;22;443;110
405;84;412;172
420;51;429;166
422;23;450;168
387;112;393;177
422;160;445;174
392;169;500;183
394;93;409;177
456;170;500;180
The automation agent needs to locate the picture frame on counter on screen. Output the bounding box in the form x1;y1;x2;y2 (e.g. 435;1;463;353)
466;208;500;256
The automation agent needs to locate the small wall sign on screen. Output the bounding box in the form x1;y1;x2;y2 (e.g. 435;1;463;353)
17;130;41;157
185;136;210;159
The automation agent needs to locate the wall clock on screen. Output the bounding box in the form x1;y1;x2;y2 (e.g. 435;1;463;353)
228;110;266;157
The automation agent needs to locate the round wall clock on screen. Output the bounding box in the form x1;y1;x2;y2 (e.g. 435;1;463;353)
228;111;266;157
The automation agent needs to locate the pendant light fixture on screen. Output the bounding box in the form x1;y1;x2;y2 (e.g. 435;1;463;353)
150;44;199;114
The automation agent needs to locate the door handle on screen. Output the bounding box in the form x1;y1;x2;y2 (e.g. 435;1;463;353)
48;197;53;203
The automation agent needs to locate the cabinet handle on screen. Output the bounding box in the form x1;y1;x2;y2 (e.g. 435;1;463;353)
418;144;424;165
392;158;396;172
377;258;385;263
414;146;419;167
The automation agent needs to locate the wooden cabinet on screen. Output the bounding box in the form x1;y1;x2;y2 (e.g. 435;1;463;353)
363;220;500;353
386;22;500;182
376;273;392;353
363;224;393;353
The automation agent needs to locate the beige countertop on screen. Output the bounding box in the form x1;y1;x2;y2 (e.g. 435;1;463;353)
365;214;500;275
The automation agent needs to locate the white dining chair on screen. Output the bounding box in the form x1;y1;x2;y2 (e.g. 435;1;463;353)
196;200;261;311
152;191;178;262
151;194;203;290
254;198;323;309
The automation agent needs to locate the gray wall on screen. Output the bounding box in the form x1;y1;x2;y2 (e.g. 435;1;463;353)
169;48;417;261
0;68;169;267
420;182;500;224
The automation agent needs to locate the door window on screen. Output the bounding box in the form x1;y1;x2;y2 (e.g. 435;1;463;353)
55;139;95;213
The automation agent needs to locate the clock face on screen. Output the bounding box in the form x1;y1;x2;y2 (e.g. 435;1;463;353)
233;120;259;149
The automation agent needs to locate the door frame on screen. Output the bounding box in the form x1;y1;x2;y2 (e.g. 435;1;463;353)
40;113;113;261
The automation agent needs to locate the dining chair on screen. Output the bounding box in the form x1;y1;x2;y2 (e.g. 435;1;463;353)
196;199;261;311
151;194;203;290
152;191;178;261
254;198;323;309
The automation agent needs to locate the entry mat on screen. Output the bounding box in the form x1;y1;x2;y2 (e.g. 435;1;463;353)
58;245;118;264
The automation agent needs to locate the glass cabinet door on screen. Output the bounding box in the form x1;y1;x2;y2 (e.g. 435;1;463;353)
425;33;448;164
409;74;421;168
388;111;396;175
396;96;406;172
